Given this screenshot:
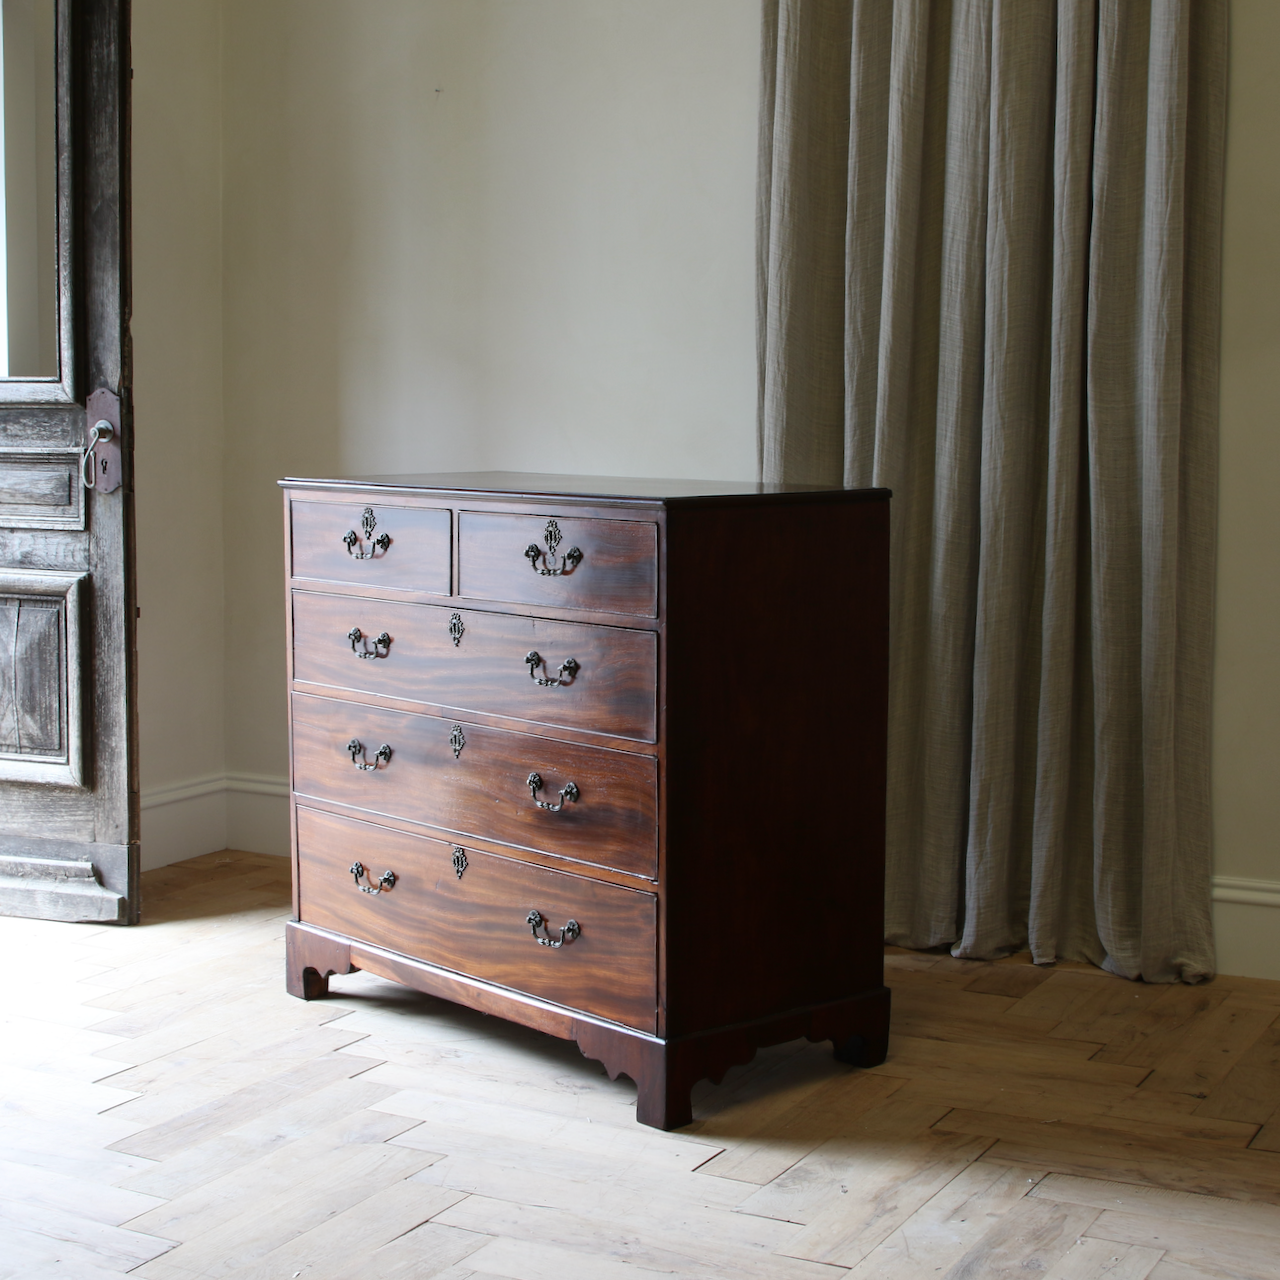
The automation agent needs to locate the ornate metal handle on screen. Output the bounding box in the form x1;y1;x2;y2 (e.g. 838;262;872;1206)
526;909;580;947
81;420;114;489
527;772;579;811
348;627;392;659
524;518;582;577
525;651;580;687
350;861;396;894
343;507;391;559
348;739;392;771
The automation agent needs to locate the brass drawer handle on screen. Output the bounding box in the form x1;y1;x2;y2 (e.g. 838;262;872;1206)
343;507;391;559
348;738;392;771
525;651;579;687
348;627;391;659
527;772;579;812
526;909;580;947
350;861;396;894
523;518;582;577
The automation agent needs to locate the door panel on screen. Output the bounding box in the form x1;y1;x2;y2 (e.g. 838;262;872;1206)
0;569;84;785
0;0;136;924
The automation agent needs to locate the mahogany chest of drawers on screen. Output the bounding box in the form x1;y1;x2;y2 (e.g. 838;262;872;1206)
281;472;890;1129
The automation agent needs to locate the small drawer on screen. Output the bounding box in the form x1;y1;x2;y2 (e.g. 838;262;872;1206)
292;592;658;741
296;806;657;1031
290;500;451;595
459;512;657;616
291;693;658;879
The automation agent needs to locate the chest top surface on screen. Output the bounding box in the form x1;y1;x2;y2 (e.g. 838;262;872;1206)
279;470;890;506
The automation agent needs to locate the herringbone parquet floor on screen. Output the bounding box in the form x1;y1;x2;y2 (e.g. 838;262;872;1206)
5;849;1280;1279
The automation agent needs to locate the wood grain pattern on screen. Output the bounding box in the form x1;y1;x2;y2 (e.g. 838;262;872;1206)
459;511;658;616
0;592;63;754
296;806;658;1032
291;692;658;878
290;499;452;595
0;455;84;530
292;591;658;742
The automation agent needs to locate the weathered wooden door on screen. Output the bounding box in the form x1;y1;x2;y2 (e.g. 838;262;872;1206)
0;0;136;922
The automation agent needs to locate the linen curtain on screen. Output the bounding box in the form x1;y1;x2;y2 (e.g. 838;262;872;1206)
758;0;1226;981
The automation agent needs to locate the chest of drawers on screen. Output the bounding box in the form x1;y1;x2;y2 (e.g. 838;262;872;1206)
281;472;891;1129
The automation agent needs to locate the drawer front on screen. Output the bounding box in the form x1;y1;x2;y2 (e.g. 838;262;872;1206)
296;807;657;1031
460;512;657;616
292;593;657;741
291;500;451;594
292;693;658;878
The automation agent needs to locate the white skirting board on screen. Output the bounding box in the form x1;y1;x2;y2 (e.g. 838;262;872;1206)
1213;876;1280;981
140;773;289;869
138;778;1280;979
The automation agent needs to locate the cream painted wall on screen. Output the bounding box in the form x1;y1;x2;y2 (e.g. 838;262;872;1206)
1210;0;1280;978
132;0;228;868
130;1;1280;978
218;0;760;792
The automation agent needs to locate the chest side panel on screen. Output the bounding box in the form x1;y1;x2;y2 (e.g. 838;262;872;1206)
660;497;889;1036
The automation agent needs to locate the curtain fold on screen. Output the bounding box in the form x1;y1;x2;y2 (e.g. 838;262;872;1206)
758;0;1225;981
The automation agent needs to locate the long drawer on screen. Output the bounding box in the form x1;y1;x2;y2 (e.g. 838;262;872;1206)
291;500;451;594
460;511;657;616
296;807;657;1031
292;592;657;741
291;693;658;879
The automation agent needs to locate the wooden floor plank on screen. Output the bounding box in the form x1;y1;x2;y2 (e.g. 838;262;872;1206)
1190;1021;1280;1126
370;1087;720;1172
7;851;1280;1280
1004;969;1118;1024
892;1077;1260;1147
0;1196;174;1271
842;1163;1045;1278
730;1101;984;1226
219;1181;469;1280
770;1135;998;1265
0;1221;159;1280
403;1139;759;1214
445;1233;813;1280
964;963;1055;1000
0;1154;164;1227
1136;995;1280;1098
127;1145;440;1278
114;1075;403;1200
1045;977;1170;1051
1029;1173;1280;1238
960;1115;1280;1204
868;1034;1152;1088
936;1194;1102;1278
694;1070;906;1185
1087;1210;1280;1280
308;1221;493;1280
1105;986;1233;1069
1040;1236;1165;1280
435;1192;841;1280
109;1048;383;1160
